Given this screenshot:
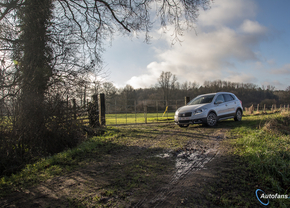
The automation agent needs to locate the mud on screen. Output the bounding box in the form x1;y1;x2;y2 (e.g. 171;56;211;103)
0;124;230;208
134;131;225;208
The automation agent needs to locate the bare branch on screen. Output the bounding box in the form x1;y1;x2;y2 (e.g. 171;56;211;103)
95;0;131;32
0;0;23;21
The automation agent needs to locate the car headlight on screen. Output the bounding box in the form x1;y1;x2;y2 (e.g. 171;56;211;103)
193;108;207;115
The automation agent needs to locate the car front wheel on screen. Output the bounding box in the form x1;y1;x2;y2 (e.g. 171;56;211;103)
178;124;189;128
234;109;242;121
206;112;217;127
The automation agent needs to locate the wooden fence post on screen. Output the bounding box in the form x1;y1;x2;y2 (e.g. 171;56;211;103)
271;104;273;112
0;108;2;132
66;95;69;122
98;93;106;126
115;100;117;125
125;100;127;124
135;100;137;124
263;104;266;113
156;101;159;122
73;98;76;120
185;97;190;105
144;101;147;124
84;85;86;107
166;100;168;121
257;104;259;113
250;104;254;114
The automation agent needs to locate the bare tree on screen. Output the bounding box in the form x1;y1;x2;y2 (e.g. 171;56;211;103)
1;0;211;103
121;84;135;105
102;82;117;98
158;71;177;103
0;0;211;159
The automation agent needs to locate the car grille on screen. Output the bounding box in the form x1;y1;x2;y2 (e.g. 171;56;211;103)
178;112;192;117
179;120;190;124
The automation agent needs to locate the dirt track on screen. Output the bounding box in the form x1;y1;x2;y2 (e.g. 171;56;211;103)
132;127;228;208
1;124;232;208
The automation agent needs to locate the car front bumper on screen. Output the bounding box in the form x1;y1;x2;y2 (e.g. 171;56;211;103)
174;111;208;125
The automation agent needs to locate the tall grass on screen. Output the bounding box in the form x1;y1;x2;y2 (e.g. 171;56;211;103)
231;113;290;207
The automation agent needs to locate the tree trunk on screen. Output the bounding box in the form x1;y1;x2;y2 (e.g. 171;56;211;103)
18;0;53;145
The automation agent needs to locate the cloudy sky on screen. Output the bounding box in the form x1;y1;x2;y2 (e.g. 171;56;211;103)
102;0;290;90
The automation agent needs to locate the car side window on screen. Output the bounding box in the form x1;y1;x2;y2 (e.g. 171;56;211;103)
215;94;225;104
224;94;234;102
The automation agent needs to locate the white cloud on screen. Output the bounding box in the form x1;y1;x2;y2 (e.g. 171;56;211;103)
224;72;258;83
126;63;162;88
126;0;269;88
267;59;276;65
198;0;257;28
239;20;267;35
261;80;285;90
270;64;290;74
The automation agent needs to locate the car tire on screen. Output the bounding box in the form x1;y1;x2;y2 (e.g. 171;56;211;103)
178;124;189;128
206;112;217;127
234;109;242;121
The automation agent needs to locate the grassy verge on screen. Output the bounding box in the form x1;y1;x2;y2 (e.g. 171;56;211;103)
0;128;120;197
210;112;290;207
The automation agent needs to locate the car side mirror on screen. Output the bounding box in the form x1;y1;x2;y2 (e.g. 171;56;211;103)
215;100;223;104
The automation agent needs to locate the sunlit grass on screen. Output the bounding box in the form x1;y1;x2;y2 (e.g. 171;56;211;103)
105;112;175;125
215;113;290;207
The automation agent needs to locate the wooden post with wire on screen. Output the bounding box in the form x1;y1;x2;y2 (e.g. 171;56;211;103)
185;97;190;105
144;101;147;124
73;98;76;120
263;104;266;114
98;93;106;126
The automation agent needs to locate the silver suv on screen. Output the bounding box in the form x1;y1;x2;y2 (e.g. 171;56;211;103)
174;92;243;127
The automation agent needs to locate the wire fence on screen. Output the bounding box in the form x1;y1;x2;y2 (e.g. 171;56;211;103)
1;95;289;129
105;99;186;125
244;104;290;115
105;101;290;126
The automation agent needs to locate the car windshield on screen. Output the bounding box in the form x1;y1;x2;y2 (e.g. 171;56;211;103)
187;94;215;105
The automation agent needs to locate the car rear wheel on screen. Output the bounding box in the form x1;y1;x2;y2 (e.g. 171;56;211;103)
206;112;217;127
234;109;242;121
178;124;189;128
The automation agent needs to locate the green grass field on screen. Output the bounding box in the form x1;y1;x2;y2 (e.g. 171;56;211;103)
104;109;286;125
212;112;290;207
105;112;175;125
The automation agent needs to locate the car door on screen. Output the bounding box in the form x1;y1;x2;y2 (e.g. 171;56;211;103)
223;93;236;116
213;94;227;117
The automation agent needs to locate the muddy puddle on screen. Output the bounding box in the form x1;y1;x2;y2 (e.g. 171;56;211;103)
157;140;219;183
135;136;221;208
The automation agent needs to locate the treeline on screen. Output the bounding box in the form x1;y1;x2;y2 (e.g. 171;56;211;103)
92;78;290;109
